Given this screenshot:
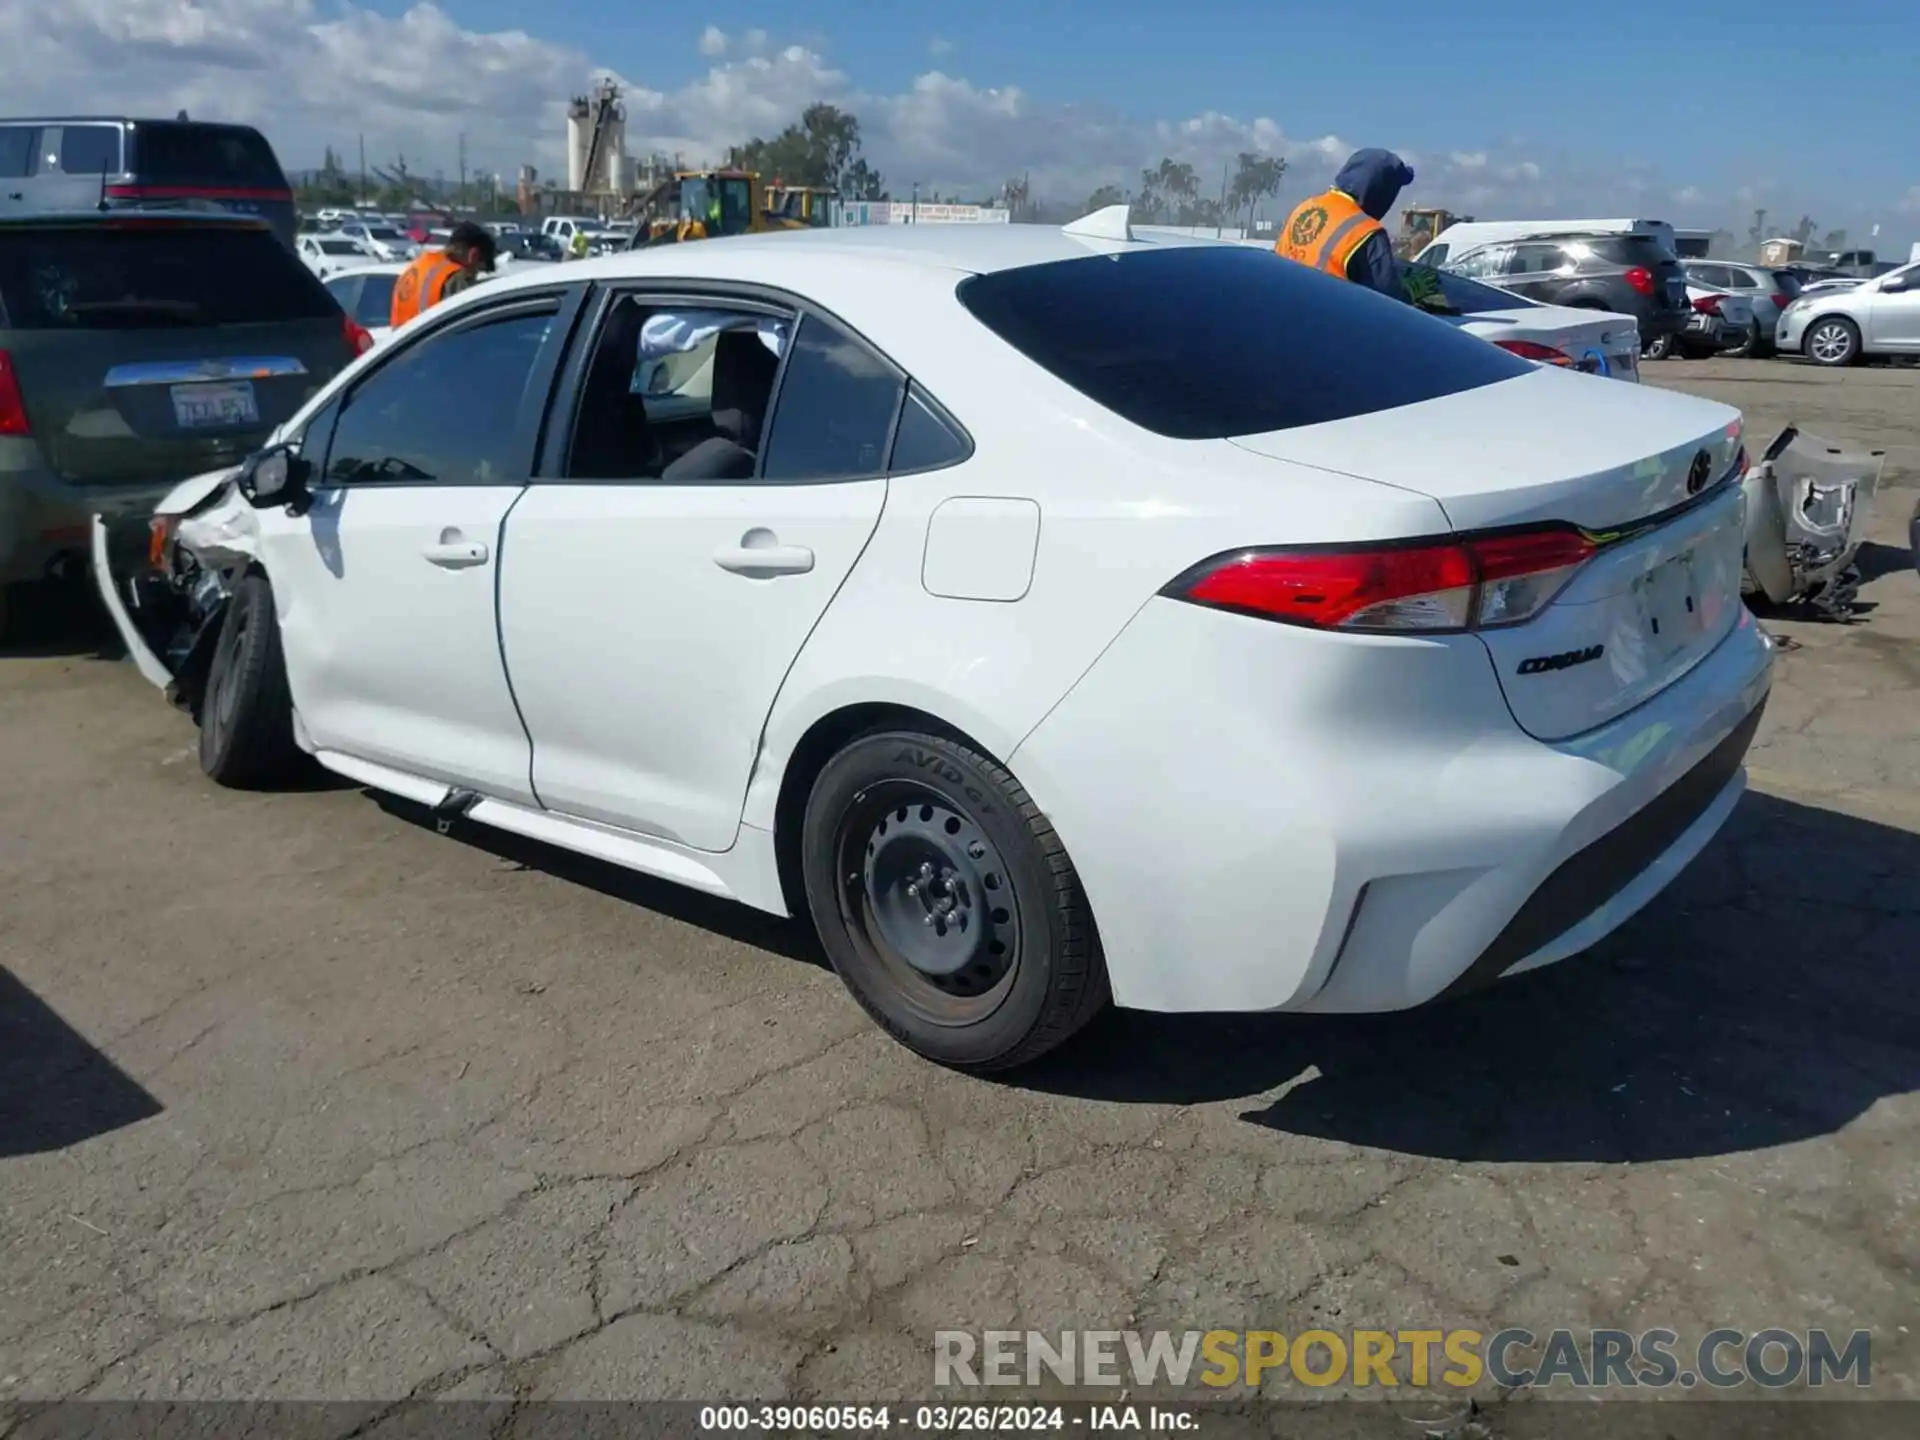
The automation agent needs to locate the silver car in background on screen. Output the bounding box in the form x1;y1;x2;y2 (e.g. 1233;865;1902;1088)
1776;261;1920;366
1682;260;1803;356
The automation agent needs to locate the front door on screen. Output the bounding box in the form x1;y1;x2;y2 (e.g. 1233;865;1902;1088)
1866;272;1920;349
499;293;905;851
256;291;577;801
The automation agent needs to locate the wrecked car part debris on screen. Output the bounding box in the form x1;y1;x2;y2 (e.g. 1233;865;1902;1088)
1740;426;1885;618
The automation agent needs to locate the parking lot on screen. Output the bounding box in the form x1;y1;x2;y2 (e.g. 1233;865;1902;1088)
2;356;1916;1409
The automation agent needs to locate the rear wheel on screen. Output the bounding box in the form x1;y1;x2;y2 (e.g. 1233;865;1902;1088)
1725;320;1764;358
199;573;304;789
1643;332;1676;362
1805;317;1861;367
800;730;1108;1072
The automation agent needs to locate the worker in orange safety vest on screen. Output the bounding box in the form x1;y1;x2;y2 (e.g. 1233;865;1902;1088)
389;221;499;329
1275;149;1418;302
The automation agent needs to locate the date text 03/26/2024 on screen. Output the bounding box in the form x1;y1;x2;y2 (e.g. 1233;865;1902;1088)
698;1406;1189;1432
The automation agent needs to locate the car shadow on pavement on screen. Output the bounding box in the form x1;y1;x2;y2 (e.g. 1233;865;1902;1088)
366;792;828;968
0;967;163;1158
1854;539;1915;584
0;578;125;661
1017;791;1918;1164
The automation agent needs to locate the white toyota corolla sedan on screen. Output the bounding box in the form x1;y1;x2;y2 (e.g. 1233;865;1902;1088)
95;210;1773;1071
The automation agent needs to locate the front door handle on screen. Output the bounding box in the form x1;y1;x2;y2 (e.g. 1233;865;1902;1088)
713;538;815;577
423;540;489;569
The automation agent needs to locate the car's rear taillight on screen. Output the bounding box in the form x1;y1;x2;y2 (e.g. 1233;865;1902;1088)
1493;339;1575;366
0;351;29;437
1692;295;1723;315
1770;293;1791;310
343;317;375;355
1624;267;1655;296
1165;527;1598;634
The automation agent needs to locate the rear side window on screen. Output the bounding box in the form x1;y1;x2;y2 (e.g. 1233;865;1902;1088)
760;314;905;482
888;384;972;473
0;126;36;179
1588;237;1675;268
957;246;1533;440
59;125;122;176
130;123;286;189
0;224;337;330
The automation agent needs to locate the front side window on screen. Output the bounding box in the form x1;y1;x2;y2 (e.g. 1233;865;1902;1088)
1448;246;1506;280
324;307;555;486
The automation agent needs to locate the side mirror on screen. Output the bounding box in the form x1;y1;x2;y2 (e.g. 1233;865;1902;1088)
237;442;311;512
1881;273;1909;293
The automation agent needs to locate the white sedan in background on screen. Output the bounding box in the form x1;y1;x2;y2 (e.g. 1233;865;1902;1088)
94;209;1770;1071
298;234;376;279
320;262;407;347
1409;265;1643;379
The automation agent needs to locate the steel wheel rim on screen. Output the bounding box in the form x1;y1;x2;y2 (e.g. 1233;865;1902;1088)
1810;323;1850;362
834;780;1021;1027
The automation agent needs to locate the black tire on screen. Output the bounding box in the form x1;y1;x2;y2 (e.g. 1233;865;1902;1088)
1804;315;1861;368
1643;332;1675;362
198;573;304;788
800;730;1108;1072
1724;321;1762;358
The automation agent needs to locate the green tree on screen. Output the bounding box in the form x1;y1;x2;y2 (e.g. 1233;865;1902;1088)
1822;228;1849;253
1135;158;1198;224
730;102;883;197
1082;183;1126;214
1227;151;1286;231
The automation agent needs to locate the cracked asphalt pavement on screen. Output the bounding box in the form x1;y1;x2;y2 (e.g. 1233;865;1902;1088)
2;357;1915;1409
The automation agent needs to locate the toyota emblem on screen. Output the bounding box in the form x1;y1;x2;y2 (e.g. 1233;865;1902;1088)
1686;450;1711;495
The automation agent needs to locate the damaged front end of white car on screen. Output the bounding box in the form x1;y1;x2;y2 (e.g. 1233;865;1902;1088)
91;464;259;715
1741;426;1886;618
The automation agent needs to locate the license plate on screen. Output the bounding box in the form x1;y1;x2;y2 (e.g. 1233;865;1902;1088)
1635;551;1705;662
170;381;258;429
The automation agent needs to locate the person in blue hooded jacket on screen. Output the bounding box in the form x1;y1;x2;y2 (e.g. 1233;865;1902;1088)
1276;148;1421;302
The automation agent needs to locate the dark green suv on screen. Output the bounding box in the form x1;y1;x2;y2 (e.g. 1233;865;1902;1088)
0;211;363;619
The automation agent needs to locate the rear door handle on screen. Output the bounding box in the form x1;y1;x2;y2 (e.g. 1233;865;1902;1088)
423;540;489;569
713;542;815;577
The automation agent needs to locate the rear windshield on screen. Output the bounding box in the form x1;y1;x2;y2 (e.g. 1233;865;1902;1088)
130;123;286;190
316;239;364;255
1584;236;1676;268
0;223;337;330
955;246;1532;440
1405;264;1533;315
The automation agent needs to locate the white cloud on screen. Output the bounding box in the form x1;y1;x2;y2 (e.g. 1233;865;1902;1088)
7;1;1865;234
929;36;954;57
1897;186;1920;214
1673;185;1705;206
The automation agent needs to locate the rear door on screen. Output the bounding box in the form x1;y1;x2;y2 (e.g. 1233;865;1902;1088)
1865;267;1920;349
499;289;899;851
0;219;354;489
1503;242;1573;303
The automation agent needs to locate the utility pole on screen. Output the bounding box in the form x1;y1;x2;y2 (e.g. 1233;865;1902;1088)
910;181;919;224
357;133;367;205
1217;159;1229;240
457;133;468;210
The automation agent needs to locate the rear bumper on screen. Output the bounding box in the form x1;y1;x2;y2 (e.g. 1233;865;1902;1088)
2;466;177;586
1011;596;1773;1015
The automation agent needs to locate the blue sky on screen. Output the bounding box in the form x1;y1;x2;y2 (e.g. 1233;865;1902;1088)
428;0;1917;237
9;0;1917;245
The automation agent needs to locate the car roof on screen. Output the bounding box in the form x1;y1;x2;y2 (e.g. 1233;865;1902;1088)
479;220;1225;298
327;262;410;277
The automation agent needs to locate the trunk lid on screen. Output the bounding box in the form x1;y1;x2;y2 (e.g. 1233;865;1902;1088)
1230;367;1749;740
0;219;352;487
1451;305;1642;381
